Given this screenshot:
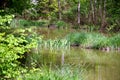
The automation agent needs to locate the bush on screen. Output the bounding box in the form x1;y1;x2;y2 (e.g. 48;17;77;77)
55;21;68;29
0;13;39;79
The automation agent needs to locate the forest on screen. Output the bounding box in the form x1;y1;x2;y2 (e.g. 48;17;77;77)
0;0;120;80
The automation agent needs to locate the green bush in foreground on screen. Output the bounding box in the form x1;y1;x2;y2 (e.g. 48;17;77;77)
0;12;39;79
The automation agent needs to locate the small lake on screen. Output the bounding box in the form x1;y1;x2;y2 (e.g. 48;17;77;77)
26;47;120;80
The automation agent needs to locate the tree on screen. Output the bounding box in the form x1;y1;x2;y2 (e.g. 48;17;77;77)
58;0;62;20
78;0;80;24
100;0;107;31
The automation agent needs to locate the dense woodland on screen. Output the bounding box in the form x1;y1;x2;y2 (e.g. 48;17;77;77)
0;0;120;32
0;0;120;79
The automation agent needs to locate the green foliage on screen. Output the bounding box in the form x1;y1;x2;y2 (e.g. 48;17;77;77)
84;33;108;49
36;0;58;19
0;11;14;29
0;13;40;79
109;34;120;48
55;21;67;29
66;32;87;45
0;31;40;79
21;65;84;80
8;0;31;14
0;33;27;78
62;6;77;23
10;19;49;28
39;39;70;50
66;32;120;49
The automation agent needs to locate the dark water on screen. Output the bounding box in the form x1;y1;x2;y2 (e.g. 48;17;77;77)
26;47;120;80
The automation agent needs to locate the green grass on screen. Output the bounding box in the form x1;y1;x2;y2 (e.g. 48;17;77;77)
109;34;120;48
39;39;70;50
66;32;120;49
55;21;68;29
19;65;85;80
10;19;49;28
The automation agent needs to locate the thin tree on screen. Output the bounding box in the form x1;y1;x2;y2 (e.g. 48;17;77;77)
58;0;62;20
94;0;97;24
90;0;95;24
100;0;107;31
78;0;80;24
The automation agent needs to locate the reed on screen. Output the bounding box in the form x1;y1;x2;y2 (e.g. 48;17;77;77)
21;65;85;80
66;32;120;50
39;39;70;50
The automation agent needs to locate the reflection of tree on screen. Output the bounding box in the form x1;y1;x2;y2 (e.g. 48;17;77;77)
61;53;64;66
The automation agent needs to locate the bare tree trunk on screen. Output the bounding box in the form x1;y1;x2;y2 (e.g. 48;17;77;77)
100;0;107;31
78;0;80;24
48;0;51;20
94;0;97;24
58;0;62;20
88;0;92;24
90;0;95;24
63;0;67;10
99;0;102;22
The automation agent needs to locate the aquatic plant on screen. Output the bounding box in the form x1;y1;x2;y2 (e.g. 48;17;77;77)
109;34;120;49
66;32;87;45
21;65;85;80
39;39;70;50
66;32;120;50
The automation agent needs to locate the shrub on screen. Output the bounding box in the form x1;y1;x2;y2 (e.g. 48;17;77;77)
55;21;68;29
0;12;39;79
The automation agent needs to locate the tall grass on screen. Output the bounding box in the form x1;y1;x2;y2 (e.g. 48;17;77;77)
10;19;48;28
66;32;120;50
20;65;85;80
39;39;70;50
109;34;120;48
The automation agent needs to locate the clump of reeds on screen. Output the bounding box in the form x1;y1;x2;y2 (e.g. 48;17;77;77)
66;32;120;50
20;65;85;80
39;39;70;50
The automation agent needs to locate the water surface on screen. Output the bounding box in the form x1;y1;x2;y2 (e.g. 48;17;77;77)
26;47;120;80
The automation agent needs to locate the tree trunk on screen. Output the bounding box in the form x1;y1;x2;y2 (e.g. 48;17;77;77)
58;0;62;20
90;0;95;24
88;0;92;24
100;0;107;32
78;0;80;24
99;0;102;22
94;0;97;24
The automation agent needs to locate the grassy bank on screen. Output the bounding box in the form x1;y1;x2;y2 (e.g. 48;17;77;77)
66;32;120;50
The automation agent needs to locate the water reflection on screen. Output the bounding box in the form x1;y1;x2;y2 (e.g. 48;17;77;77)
26;47;120;80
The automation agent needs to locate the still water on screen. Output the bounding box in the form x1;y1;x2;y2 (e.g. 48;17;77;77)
26;47;120;80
